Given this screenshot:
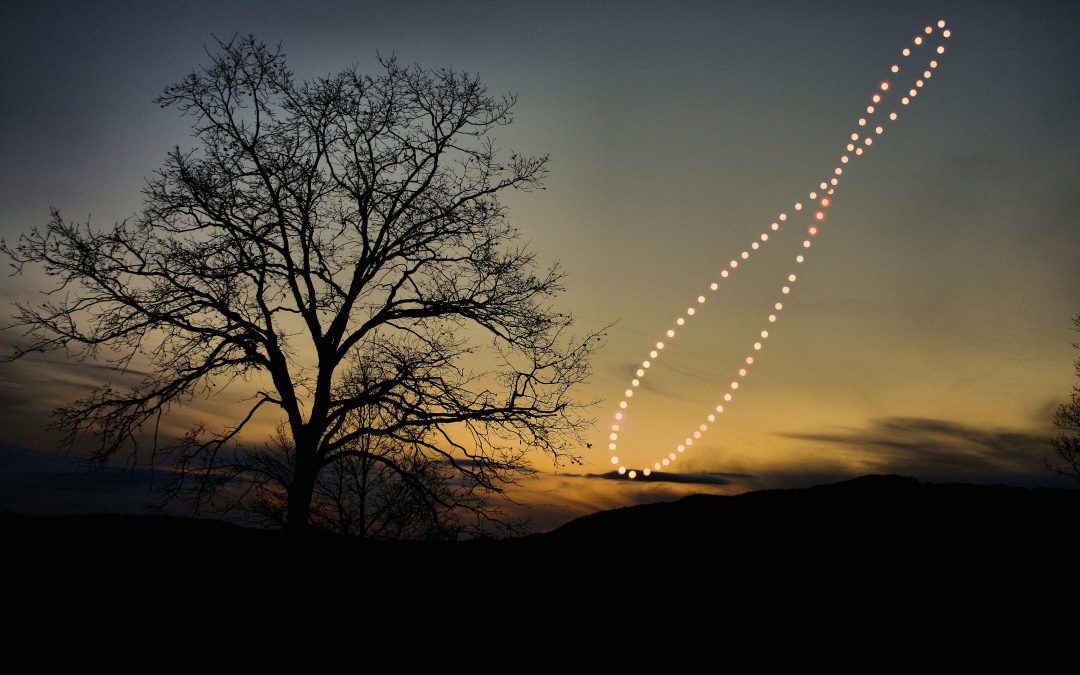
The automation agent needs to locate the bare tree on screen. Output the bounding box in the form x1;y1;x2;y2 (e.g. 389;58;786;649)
1048;312;1080;481
1;35;599;534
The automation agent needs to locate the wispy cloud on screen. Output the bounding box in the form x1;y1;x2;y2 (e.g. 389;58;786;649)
776;416;1055;482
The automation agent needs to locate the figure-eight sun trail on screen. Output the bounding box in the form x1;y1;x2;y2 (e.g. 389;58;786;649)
607;20;954;480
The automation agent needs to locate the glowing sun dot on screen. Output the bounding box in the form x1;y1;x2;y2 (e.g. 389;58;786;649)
775;302;783;310
867;105;875;114
654;462;661;470
643;360;651;368
815;211;825;221
709;283;718;291
779;213;787;221
771;222;780;231
872;93;881;103
643;468;651;477
612;424;620;431
856;147;864;155
729;260;738;268
924;26;933;34
851;133;859;141
753;342;762;350
721;270;729;278
903;48;910;56
916;80;924;88
628;470;637;479
678;444;685;452
699;424;707;431
746;357;754;365
937;45;945;54
890;112;898;121
891;65;899;73
665;330;675;339
731;382;739;390
834;167;843;175
687;307;696;315
914;36;923;45
795;255;804;263
608;443;616;450
875;126;883;135
716;404;725;412
795;202;803;210
808;225;819;236
739;368;747;377
669;452;677;460
636;369;644;377
656;342;664;350
769;314;776;322
618;466;626;474
724;393;733;401
830;177;839;185
781;286;790;294
676;318;684;326
752;242;759;250
847;143;855;151
649;350;657;358
938;20;946;28
809;191;817;199
615;411;624;419
942;30;951;38
698;294;707;303
632;377;640;385
930;60;938;68
820;182;828;190
924;70;932;78
619;401;627;409
708;414;715;422
803;240;812;248
902;97;910;105
865;137;873;146
821;197;831;207
610;456;619;464
880;81;890;91
741;252;749;260
788;274;797;282
662;458;669;466
841;156;848;164
761;331;769;339
858;118;866;127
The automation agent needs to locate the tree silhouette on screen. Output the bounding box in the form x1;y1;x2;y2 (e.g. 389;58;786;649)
1;35;600;535
1048;312;1080;481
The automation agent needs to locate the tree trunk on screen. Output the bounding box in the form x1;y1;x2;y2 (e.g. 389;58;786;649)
285;449;318;534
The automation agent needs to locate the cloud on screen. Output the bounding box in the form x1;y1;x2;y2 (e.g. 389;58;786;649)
569;469;753;486
775;416;1056;483
0;442;163;515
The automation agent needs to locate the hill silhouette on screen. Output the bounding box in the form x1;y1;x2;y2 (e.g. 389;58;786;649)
3;474;1078;597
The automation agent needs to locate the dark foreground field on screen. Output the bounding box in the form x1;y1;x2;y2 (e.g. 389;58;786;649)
4;475;1078;597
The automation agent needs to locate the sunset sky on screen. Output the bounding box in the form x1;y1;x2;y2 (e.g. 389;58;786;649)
2;0;1079;528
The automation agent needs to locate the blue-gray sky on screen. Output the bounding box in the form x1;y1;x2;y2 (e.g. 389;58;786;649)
1;1;1079;527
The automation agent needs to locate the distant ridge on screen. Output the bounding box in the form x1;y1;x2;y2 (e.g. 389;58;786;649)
3;474;1079;597
550;474;1080;542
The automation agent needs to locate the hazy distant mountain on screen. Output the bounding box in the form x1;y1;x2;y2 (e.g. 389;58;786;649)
4;474;1079;597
